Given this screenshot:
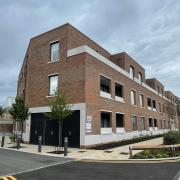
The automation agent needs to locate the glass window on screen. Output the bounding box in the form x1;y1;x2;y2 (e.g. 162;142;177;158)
160;120;163;129
157;86;160;95
153;100;156;109
161;89;163;97
140;94;144;107
154;119;158;127
164;120;166;129
116;114;124;127
141;117;145;130
131;90;136;105
163;104;165;113
132;115;137;131
115;83;123;98
101;112;111;128
149;118;153;127
147;98;151;107
159;103;161;112
49;75;58;95
130;66;134;80
51;42;59;62
100;75;111;94
138;72;142;84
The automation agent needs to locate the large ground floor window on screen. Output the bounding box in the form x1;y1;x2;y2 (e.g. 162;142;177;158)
154;119;158;127
149;118;153;127
116;113;124;127
101;111;111;128
132;115;137;131
141;117;145;130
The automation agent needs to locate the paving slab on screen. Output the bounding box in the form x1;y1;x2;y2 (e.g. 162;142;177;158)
1;136;164;161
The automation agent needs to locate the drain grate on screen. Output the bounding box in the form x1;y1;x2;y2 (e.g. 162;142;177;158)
104;150;113;153
120;152;129;155
78;150;87;153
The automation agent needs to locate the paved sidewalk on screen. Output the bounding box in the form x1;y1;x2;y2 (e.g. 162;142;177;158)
1;136;163;160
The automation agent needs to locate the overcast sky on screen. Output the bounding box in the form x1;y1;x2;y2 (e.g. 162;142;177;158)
0;0;180;105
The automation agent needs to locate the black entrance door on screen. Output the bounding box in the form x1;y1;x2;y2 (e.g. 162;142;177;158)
45;119;59;146
30;110;80;147
30;113;45;144
63;110;80;147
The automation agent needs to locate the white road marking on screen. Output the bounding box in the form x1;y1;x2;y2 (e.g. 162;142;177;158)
4;160;73;176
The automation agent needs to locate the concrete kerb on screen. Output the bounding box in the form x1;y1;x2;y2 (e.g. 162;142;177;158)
78;157;180;163
1;145;180;164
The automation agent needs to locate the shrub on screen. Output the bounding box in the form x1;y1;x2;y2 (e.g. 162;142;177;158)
163;131;180;145
90;134;163;150
9;133;18;143
133;149;172;159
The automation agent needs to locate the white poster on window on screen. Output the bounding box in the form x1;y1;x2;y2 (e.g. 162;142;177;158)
86;116;92;133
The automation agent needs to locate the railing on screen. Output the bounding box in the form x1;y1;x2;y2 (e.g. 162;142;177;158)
129;144;180;159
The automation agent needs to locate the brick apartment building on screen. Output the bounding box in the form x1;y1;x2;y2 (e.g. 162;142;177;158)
17;23;178;148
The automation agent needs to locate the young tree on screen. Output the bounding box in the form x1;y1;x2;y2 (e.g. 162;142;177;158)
0;106;5;120
9;98;30;141
45;91;72;150
0;106;5;134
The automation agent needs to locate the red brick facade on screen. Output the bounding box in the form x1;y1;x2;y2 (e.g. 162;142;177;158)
17;23;178;146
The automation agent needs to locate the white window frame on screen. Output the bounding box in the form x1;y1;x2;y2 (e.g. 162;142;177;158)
130;66;134;80
132;115;138;131
141;116;145;130
115;81;124;103
131;90;136;105
49;75;58;96
138;72;142;84
100;111;112;134
147;97;152;110
50;41;59;62
140;94;144;108
100;74;112;99
115;113;125;133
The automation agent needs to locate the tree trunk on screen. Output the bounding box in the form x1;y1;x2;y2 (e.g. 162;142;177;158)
13;119;16;133
58;119;60;148
58;120;63;151
20;121;23;143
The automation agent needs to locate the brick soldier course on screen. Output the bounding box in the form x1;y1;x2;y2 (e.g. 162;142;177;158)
17;23;178;148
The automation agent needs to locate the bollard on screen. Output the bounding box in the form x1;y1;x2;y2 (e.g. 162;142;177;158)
38;136;42;153
129;146;132;159
64;137;68;156
1;136;5;147
17;135;21;150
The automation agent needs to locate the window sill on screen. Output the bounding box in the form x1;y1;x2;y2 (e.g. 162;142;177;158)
153;108;157;112
116;127;125;133
100;91;112;100
48;59;59;64
100;128;113;134
140;106;145;109
115;96;125;103
148;106;152;111
46;95;57;98
131;104;137;107
149;127;153;131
